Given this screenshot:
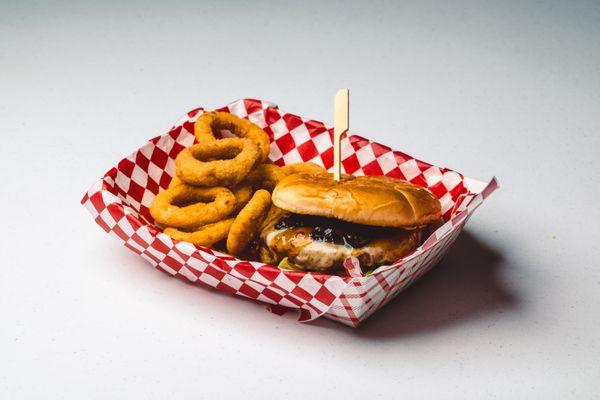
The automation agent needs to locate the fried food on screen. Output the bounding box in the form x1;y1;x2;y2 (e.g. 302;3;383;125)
175;137;260;187
150;111;341;265
260;204;288;234
245;162;326;191
195;111;271;162
168;175;184;188
150;184;235;230
246;163;286;191
260;173;441;272
230;183;253;213
164;218;234;247
280;162;326;176
226;189;272;256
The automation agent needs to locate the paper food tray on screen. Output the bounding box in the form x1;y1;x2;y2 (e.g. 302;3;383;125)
81;98;498;327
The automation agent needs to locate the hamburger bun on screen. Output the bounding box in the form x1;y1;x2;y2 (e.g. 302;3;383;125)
271;173;441;228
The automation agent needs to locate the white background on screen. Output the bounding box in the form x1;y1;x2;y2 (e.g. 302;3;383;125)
1;1;599;398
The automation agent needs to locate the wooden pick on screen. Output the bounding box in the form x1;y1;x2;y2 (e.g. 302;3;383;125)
333;88;349;181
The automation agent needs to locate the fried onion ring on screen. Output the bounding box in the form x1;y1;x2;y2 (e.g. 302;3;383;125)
150;184;235;230
168;175;184;188
230;183;253;213
175;137;260;187
194;111;271;162
246;164;286;191
245;162;326;191
164;218;234;247
280;162;326;176
170;172;254;214
226;189;271;256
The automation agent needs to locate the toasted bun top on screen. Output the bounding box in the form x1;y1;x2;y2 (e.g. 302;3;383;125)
271;173;441;228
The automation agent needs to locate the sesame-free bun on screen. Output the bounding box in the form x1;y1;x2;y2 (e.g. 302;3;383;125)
272;173;441;228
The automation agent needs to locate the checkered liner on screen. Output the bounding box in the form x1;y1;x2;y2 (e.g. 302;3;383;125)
81;99;498;327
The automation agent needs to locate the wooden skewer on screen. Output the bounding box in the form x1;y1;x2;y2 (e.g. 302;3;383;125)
333;88;349;182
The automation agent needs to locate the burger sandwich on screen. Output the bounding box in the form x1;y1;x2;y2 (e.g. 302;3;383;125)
258;173;442;273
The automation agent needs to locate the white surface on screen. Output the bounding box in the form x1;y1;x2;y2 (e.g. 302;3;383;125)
1;1;599;399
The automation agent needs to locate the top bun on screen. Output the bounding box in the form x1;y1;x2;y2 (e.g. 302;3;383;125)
272;173;441;228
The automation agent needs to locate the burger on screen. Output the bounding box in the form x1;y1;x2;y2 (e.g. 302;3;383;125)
258;173;442;273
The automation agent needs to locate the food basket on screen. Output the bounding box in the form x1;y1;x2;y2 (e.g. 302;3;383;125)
81;98;497;327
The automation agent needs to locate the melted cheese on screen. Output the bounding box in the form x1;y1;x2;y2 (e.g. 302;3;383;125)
265;227;286;248
264;225;421;272
293;241;354;271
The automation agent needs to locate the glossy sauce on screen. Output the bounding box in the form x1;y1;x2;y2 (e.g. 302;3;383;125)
261;213;423;271
274;214;399;247
268;226;312;259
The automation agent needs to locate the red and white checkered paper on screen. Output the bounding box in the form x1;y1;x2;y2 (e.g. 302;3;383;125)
81;99;498;327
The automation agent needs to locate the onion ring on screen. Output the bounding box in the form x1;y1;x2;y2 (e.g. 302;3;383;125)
246;164;286;191
194;111;271;162
280;162;326;176
170;172;254;214
168;175;184;188
150;184;235;230
164;218;234;247
230;183;253;213
245;162;326;191
175;137;260;187
226;189;272;256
